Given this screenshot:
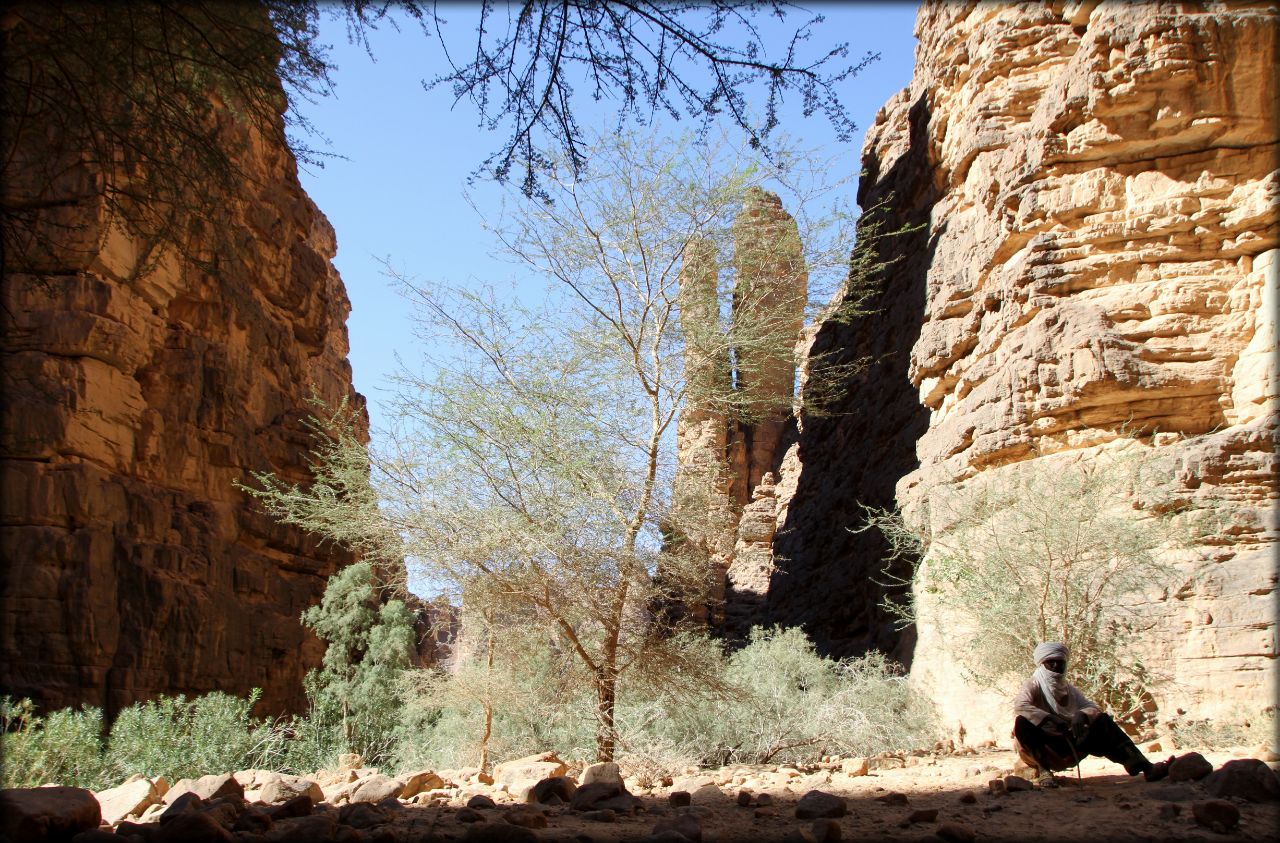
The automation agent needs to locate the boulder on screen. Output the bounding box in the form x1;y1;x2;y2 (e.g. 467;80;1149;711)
1168;752;1214;782
493;752;567;801
337;802;388;829
0;787;101;842
503;804;548;829
839;757;869;777
347;775;403;804
258;774;323;805
795;790;847;819
466;794;497;810
164;774;243;803
528;775;577;805
1203;758;1280;802
153;810;235;843
398;770;445;799
1192;799;1241;832
96;777;165;825
582;762;624;790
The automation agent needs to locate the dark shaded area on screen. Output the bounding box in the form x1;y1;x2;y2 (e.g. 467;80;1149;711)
764;94;942;667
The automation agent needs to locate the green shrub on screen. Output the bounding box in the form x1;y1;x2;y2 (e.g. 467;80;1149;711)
0;697;110;789
105;689;289;781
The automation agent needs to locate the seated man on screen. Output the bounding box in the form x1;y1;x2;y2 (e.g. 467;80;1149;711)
1012;642;1172;786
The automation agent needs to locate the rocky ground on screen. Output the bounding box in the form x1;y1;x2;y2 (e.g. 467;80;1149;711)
3;744;1278;842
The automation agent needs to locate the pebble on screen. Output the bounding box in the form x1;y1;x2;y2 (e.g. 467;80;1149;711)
1192;799;1241;832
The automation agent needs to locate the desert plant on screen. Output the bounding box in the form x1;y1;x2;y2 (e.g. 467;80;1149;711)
0;697;110;789
863;442;1215;720
297;561;417;769
105;689;290;782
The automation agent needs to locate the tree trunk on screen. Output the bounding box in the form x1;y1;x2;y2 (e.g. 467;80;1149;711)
595;667;618;762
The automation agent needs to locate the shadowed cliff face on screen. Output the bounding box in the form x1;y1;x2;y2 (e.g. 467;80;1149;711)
770;1;1277;740
0;8;366;717
763;93;939;665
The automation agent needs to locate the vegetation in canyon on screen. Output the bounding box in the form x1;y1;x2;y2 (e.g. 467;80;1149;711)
864;442;1220;724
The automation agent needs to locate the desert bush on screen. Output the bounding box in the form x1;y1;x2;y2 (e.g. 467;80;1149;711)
649;627;938;766
106;689;290;781
0;697;110;789
865;442;1215;721
1167;707;1277;750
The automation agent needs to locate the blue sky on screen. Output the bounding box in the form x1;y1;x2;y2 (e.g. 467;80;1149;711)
292;3;921;435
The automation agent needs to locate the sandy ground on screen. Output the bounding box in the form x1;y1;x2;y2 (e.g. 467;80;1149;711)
369;746;1279;843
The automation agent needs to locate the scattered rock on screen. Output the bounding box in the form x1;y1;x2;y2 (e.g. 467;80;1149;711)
0;787;102;842
234;806;275;833
1192;799;1241;832
840;757;869;777
572;781;624;811
958;790;978;804
457;807;484;823
795;790;847;819
165;774;243;804
582;762;625;790
1203;758;1280;802
96;777;166;825
503;804;548;829
591;792;643;816
1003;775;1032;792
874;791;909;806
667;791;692;808
529;775;578;805
908;807;939;823
755;793;773;807
754;807;774;818
338;802;388;829
267;795;314;821
1168;752;1214;782
466;794;497;810
493;752;568;800
463;823;538;843
347;775;403;804
736;790;753;807
987;779;1006;796
583;809;618;822
267;812;339;843
258;774;323;805
153;810;234;843
160;791;206;823
398;770;445;799
651;812;702;842
936;821;976;843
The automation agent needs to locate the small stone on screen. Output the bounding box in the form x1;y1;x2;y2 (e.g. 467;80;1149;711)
756;793;773;807
1003;775;1032;792
466;794;497;810
456;807;485;823
503;805;548;829
667;791;691;808
1192;799;1241;832
754;807;775;818
874;791;908;806
259;774;323;805
736;790;753;807
908;808;939;824
583;809;617;822
810;817;842;841
958;790;978;804
987;779;1007;796
1168;752;1214;782
936;821;976;843
795;790;847;819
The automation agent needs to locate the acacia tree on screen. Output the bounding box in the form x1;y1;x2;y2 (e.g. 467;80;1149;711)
248;128;858;761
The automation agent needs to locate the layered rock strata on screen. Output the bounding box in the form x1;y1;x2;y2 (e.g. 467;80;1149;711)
672;188;807;639
770;1;1278;739
0;16;366;715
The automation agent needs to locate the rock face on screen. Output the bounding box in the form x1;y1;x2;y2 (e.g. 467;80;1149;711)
767;1;1277;735
672;187;807;639
0;10;366;716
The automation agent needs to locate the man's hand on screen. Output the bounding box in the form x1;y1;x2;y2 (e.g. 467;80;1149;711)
1070;710;1090;743
1040;714;1070;736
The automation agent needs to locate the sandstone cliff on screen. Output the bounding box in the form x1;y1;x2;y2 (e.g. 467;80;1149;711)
768;0;1277;738
1;11;366;716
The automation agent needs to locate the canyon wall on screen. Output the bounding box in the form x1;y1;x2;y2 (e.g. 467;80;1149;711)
1;14;366;716
768;0;1277;739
